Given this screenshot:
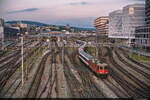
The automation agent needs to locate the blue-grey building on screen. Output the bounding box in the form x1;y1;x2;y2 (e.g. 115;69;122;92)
135;0;150;50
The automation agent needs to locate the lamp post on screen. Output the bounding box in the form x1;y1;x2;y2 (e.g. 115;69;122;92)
62;33;64;66
18;21;24;87
25;32;28;80
1;26;4;50
95;30;98;59
21;34;24;87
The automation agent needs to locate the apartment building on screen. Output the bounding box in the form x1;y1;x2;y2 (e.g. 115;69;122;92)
94;16;109;36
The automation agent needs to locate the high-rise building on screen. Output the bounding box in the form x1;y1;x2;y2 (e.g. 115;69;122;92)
135;25;150;48
108;10;122;38
122;3;145;40
107;3;145;46
0;18;4;41
134;0;150;50
145;0;150;25
0;27;3;39
94;16;109;36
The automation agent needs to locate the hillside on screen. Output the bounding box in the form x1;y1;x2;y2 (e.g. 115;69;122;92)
6;20;95;31
6;20;49;26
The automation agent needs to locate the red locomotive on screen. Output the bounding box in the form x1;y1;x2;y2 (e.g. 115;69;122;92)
77;40;109;77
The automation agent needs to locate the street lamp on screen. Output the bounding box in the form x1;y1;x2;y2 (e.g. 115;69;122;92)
21;34;24;87
61;33;64;66
18;21;24;87
95;30;98;59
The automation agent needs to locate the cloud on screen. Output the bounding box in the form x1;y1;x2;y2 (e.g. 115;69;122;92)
128;0;145;2
69;1;88;6
1;0;146;28
7;8;39;14
134;0;145;1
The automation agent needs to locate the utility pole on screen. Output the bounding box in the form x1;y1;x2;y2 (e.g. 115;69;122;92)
62;34;64;66
95;31;98;59
0;18;4;50
26;28;28;80
21;35;24;87
18;21;24;87
1;27;4;50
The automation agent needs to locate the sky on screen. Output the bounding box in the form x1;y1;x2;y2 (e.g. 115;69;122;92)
0;0;145;28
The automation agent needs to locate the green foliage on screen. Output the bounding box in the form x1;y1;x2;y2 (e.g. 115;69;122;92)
87;47;96;57
19;47;45;72
131;53;150;63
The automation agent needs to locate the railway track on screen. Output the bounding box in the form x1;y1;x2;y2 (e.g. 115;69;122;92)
27;41;58;98
0;52;20;71
114;49;150;83
0;43;42;92
96;47;130;98
0;41;41;67
0;54;21;92
0;43;41;72
119;48;150;71
102;76;129;98
64;47;105;98
117;49;150;75
112;49;150;92
105;47;150;98
0;51;19;64
26;51;50;98
38;44;58;98
58;41;83;97
63;56;82;98
46;55;57;98
0;47;43;98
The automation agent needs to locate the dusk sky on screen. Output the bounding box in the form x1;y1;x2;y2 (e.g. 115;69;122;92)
0;0;145;28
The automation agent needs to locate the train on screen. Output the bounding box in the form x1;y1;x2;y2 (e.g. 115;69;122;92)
77;40;109;77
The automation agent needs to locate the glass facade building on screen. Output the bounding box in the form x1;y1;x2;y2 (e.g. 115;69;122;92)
122;4;145;40
108;3;145;46
0;18;4;40
145;0;150;25
135;25;150;47
135;0;150;49
108;10;122;38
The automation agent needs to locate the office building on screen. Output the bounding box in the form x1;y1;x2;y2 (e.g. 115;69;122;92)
122;3;145;42
135;25;150;48
145;0;150;25
134;0;150;50
107;3;145;46
108;10;122;38
0;18;4;41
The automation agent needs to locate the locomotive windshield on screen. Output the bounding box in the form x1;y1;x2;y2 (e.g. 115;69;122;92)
97;66;103;70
